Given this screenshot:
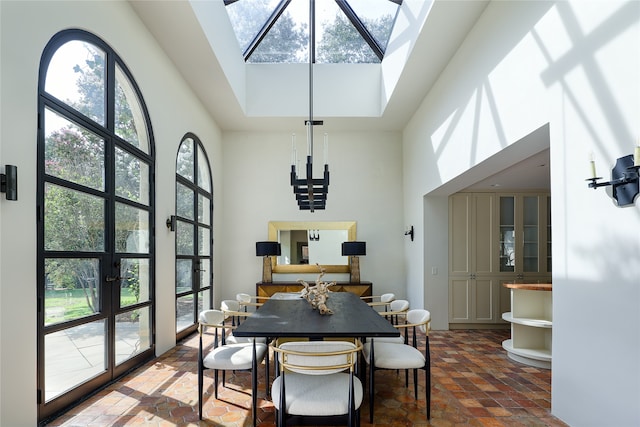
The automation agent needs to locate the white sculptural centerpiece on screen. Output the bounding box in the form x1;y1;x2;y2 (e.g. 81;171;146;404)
298;264;336;315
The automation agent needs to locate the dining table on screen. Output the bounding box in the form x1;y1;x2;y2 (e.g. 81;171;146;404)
232;290;400;426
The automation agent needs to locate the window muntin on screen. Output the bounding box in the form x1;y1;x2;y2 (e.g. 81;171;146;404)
225;0;401;63
38;30;155;418
174;134;213;337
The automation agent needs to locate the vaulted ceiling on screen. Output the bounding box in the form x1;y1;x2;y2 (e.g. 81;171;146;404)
130;0;490;132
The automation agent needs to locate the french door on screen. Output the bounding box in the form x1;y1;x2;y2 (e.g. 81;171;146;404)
36;30;155;422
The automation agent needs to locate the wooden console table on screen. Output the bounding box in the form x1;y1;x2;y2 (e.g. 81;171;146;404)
256;281;372;298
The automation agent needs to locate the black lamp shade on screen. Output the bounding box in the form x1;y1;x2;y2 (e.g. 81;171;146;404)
342;241;366;256
256;241;281;257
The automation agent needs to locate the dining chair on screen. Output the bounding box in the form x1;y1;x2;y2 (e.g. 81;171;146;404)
271;339;364;427
236;292;270;311
361;292;395;311
363;308;431;423
197;309;268;423
385;299;410;325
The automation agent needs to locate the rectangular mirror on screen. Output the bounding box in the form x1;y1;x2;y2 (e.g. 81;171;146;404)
268;221;356;273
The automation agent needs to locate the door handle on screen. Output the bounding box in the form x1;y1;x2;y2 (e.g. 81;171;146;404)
105;276;133;282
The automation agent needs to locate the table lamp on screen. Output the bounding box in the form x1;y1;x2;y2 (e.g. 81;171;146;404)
342;241;366;283
256;241;281;282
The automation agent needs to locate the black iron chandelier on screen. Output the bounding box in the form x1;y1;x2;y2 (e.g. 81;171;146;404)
290;0;329;212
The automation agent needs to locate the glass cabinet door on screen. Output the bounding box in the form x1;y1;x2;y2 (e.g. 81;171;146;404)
499;197;515;272
522;196;539;272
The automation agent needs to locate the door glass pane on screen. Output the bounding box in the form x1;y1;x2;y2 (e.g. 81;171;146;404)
198;289;211;315
198;194;210;225
120;258;150;307
197;145;211;192
198;227;210;256
499;197;515;272
115;147;149;205
176;294;194;332
45;319;107;402
176;183;194;220
115;306;151;365
44;258;100;326
199;259;211;289
115;202;149;254
45;183;105;252
115;64;149;154
523;196;539;273
176;259;192;294
44;108;105;191
176;220;194;255
177;138;194;182
45;40;106;125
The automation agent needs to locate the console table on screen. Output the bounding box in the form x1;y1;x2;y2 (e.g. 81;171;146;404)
256;281;372;298
501;283;552;369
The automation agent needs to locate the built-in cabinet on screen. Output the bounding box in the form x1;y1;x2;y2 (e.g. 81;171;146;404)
449;192;551;327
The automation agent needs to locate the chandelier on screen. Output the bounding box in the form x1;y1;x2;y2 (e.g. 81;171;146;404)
290;0;329;212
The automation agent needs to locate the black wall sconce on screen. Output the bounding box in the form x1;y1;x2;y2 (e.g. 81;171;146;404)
587;149;640;206
166;215;176;231
404;225;414;241
256;241;281;283
0;165;18;201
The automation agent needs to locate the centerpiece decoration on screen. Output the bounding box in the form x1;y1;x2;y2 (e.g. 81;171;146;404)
298;264;336;315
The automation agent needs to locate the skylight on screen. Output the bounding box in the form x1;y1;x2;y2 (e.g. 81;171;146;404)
224;0;401;64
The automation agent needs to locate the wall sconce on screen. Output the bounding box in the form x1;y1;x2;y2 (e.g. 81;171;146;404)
308;229;320;241
342;241;366;283
0;165;18;201
166;215;176;231
404;225;414;241
256;241;281;283
587;150;640;206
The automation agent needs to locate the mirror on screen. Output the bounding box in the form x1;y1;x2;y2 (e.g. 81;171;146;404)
268;221;356;273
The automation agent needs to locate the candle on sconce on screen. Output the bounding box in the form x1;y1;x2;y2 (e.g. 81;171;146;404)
323;133;329;165
589;152;597;179
634;139;640;167
291;133;297;166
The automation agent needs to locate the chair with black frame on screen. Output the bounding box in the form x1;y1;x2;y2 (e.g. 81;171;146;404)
271;338;364;427
385;298;410;325
363;309;431;423
197;309;268;424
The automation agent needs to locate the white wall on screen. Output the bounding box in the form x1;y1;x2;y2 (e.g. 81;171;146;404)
0;2;223;425
220;130;405;299
403;1;639;425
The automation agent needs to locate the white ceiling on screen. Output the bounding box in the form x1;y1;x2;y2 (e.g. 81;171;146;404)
129;0;550;191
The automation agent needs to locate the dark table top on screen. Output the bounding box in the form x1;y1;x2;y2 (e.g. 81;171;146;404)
233;291;400;339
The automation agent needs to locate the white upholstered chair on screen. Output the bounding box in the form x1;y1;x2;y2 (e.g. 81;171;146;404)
236;292;269;311
272;339;364;427
197;309;267;423
363;309;431;423
361;292;395;311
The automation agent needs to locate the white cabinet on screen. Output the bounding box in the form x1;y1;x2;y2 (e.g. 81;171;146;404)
449;194;501;324
502;283;552;369
449;192;551;327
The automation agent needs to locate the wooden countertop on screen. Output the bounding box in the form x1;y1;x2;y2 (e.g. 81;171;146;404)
502;283;552;291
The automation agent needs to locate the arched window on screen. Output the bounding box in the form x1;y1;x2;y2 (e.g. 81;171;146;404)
174;133;213;339
37;29;155;422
